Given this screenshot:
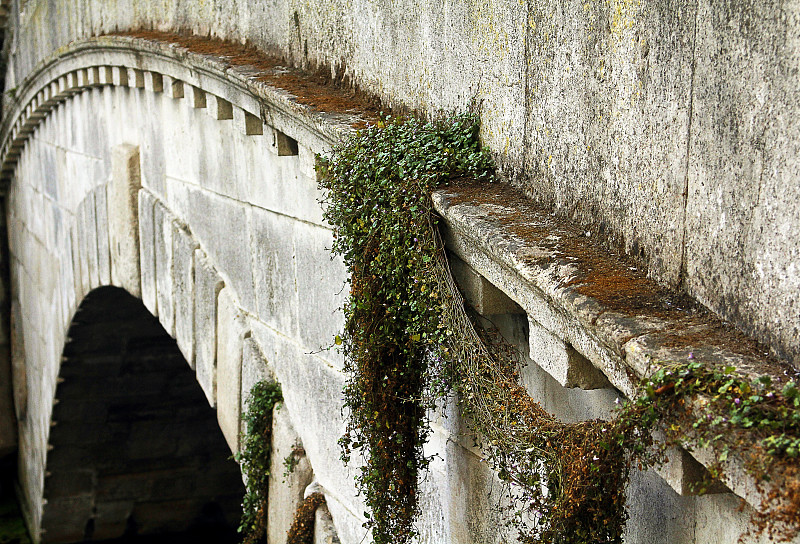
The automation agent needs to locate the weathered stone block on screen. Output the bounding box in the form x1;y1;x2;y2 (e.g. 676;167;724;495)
243;139;325;226
216;286;244;454
249;208;299;338
194;248;223;407
241;335;274;408
275;128;299;156
293;223;347;364
153;202;175;336
187;85;207;108
172;221;198;368
111;66;128;87
94;186;111;286
79;193;99;290
449;254;524;315
267;405;314;544
138;190;158;316
314;500;341;544
206;94;233;120
127;69;144;89
164;75;184;99
144;71;163;93
185;186;256;313
234;107;263;135
656;445;728;497
109;144;142;297
86;67;101;87
98;66;113;86
528;317;610;390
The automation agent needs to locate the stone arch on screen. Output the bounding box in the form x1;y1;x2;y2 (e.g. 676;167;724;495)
3;34;354;543
42;286;244;543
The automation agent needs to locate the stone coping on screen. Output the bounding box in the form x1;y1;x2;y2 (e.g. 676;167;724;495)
1;32;796;514
433;180;794;395
0;34;372;186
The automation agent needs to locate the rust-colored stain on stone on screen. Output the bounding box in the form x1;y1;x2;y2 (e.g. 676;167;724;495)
439;179;780;364
441;179;689;315
112;30;380;127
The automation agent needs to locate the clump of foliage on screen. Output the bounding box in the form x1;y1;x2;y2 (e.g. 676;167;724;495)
624;362;800;541
319;113;800;544
318;114;493;544
236;380;283;544
286;492;326;544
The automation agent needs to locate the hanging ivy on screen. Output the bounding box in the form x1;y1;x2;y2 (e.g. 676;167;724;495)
318;113;800;544
318;114;493;544
237;380;283;544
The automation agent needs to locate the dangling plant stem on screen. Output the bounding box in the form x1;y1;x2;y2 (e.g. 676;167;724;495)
237;380;283;544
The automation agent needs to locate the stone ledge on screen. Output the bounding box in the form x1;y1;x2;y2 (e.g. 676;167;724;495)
432;179;797;508
433;180;791;391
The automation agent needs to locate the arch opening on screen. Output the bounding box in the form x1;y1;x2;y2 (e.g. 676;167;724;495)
41;287;243;543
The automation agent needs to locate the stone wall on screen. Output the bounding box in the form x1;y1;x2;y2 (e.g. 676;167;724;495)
2;0;799;365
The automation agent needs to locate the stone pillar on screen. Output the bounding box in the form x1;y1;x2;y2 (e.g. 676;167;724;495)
267;406;314;544
0;200;16;458
108;145;142;298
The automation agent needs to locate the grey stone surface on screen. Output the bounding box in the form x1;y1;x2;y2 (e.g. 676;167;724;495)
448;253;524;316
2;23;798;544
79;192;99;290
94;185;111;286
185;186;256;314
153;201;175;336
6;0;798;364
267;404;314;544
172;221;198;368
216;286;245;454
241;335;274;409
234;107;263;136
684;0;800;366
138;190;158;316
206;94;233;120
249;207;299;339
292;222;347;362
528;317;610;390
314;502;341;544
194;248;223;408
108;144;142;297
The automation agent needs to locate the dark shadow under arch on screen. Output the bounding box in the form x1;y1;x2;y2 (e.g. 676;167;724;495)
41;287;244;543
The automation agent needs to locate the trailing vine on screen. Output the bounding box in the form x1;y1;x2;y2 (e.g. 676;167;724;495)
318;114;800;543
286;492;327;544
318;114;493;544
236;380;283;544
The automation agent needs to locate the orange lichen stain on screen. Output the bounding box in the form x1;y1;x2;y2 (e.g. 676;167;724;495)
438;178;783;364
111;30;381;127
441;178;686;315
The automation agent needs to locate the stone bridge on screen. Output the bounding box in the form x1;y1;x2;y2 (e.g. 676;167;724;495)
0;5;798;544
